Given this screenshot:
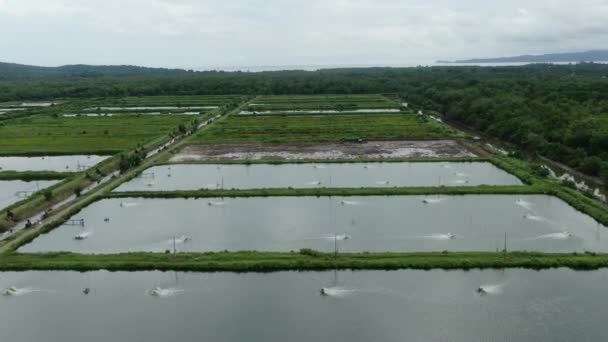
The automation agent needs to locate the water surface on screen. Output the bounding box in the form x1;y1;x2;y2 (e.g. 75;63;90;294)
0;155;109;172
20;195;605;253
115;162;522;191
0;269;607;342
0;180;59;210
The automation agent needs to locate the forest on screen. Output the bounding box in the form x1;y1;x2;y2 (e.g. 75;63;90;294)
1;62;607;181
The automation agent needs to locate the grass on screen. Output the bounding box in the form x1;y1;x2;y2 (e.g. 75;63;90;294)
194;114;464;143
106;185;543;199
0;115;194;155
0;170;71;181
249;94;400;111
90;95;250;107
2;251;608;271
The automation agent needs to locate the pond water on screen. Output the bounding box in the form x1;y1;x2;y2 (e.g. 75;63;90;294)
0;180;59;210
0;155;109;172
20;195;606;253
0;269;607;341
114;162;522;191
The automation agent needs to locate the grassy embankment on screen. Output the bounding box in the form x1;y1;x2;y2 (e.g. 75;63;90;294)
2;251;608;271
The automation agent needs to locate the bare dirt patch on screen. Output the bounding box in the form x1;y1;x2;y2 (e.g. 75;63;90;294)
171;140;477;162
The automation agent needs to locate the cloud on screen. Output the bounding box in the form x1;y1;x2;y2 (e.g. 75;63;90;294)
0;0;607;67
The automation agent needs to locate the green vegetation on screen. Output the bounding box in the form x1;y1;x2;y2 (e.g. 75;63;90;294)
2;251;608;271
194;114;463;143
0;170;70;181
0;115;194;155
106;185;541;200
245;94;400;111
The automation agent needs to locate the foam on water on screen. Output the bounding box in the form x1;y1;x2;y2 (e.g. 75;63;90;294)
375;180;390;185
307;180;323;186
313;165;327;169
119;202;139;208
148;287;183;298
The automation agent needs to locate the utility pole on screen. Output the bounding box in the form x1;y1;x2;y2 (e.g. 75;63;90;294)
334;234;338;257
503;232;507;261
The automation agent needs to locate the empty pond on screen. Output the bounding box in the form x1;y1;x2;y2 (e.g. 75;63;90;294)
1;269;607;341
0;155;109;172
20;195;606;253
0;180;59;210
115;162;522;191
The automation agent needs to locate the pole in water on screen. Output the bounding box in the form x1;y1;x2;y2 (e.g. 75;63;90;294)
503;232;507;260
334;234;338;257
173;236;177;254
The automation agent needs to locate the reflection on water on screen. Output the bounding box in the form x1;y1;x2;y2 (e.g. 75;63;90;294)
20;195;607;253
0;269;608;341
115;162;522;191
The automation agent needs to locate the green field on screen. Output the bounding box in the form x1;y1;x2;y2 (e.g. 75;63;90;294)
90;95;249;107
246;94;400;111
194;114;463;143
0;115;193;155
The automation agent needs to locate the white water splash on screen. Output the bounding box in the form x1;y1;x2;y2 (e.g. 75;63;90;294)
451;179;469;185
421;233;456;240
323;234;350;241
375;180;390;185
148;287;183;298
119;202;139;207
207;201;226;207
515;199;534;210
320;286;356;298
2;287;47;297
74;231;92;240
523;213;548;222
307;180;323;186
453;172;470;178
527;232;573;240
340;200;360;206
167;235;192;244
313;165;327;169
422;198;445;204
477;284;504;295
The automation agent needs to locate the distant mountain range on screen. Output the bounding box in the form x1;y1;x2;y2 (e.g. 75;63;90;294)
0;62;190;79
439;50;608;64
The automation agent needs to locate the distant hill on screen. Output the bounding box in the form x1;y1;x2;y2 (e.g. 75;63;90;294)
0;62;190;79
440;50;608;64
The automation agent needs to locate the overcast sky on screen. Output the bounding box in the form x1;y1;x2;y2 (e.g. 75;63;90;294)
1;0;607;69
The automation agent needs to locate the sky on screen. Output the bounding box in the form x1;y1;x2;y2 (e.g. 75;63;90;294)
1;0;607;69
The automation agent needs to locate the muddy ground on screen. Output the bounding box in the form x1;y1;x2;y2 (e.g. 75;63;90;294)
170;140;477;162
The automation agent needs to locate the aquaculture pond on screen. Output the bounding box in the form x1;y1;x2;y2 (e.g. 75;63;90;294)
0;155;109;172
114;162;522;191
20;195;606;253
0;180;59;210
0;269;607;341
